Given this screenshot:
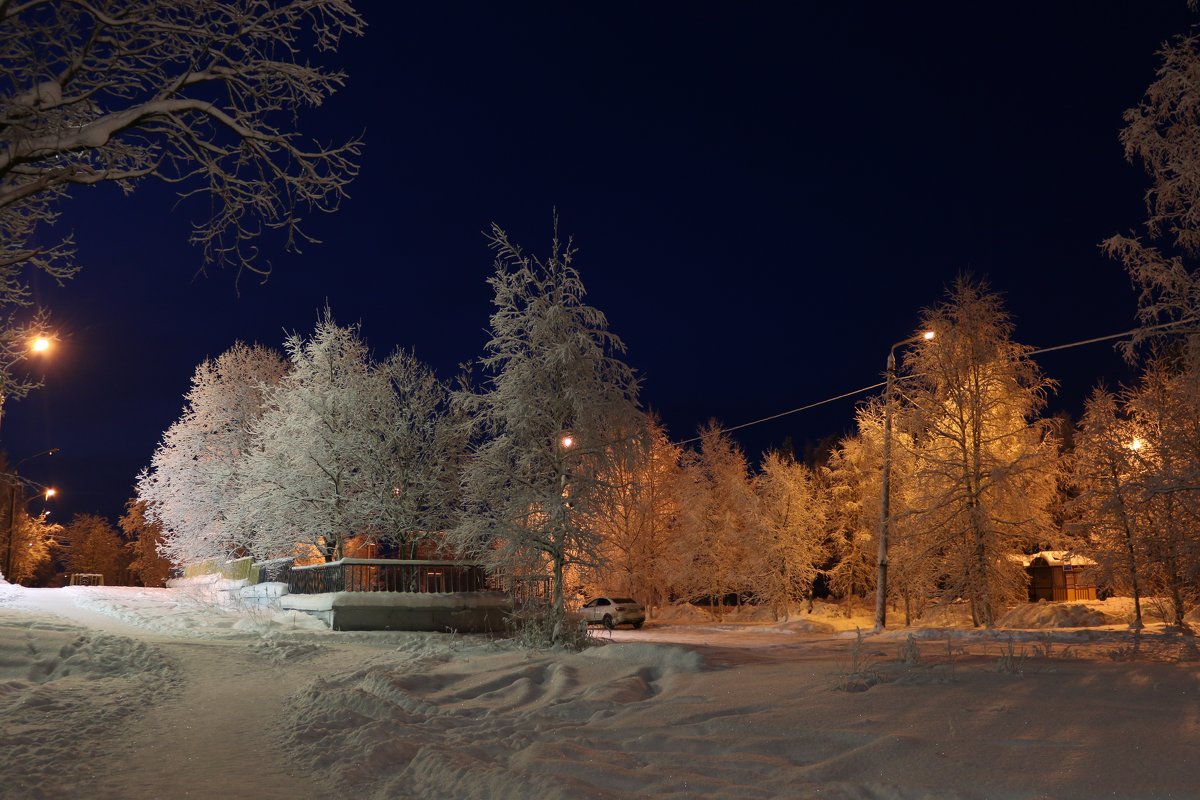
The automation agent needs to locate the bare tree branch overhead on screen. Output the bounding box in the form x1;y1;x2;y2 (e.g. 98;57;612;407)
0;0;365;299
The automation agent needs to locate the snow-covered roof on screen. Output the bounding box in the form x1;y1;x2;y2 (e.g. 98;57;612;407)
1019;550;1097;568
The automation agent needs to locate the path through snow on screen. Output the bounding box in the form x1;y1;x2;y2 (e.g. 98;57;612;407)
3;584;1200;799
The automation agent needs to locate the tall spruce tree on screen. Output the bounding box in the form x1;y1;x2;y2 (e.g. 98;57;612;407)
452;223;643;637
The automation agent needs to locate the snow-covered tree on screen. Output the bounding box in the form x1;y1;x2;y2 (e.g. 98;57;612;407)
749;450;828;619
361;348;461;557
1103;29;1200;383
451;223;644;633
0;0;364;292
1069;387;1149;628
2;502;60;585
832;401;934;624
824;428;880;609
235;314;374;560
1122;358;1200;629
580;413;682;615
138;342;285;565
63;513;127;584
897;278;1060;627
670;423;756;617
119;498;173;588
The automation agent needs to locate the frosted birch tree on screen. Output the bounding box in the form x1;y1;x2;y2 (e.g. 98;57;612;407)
137;342;285;565
362;348;461;557
234;312;450;561
581;413;682;615
1069;387;1149;629
451;223;643;635
1096;25;1200;630
898;278;1059;628
671;423;756;618
749;451;828;619
0;0;364;292
1122;358;1200;629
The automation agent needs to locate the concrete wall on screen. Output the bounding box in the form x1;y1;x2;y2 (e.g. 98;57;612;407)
280;591;512;632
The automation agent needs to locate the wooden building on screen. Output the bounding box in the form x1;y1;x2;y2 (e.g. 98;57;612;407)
1023;550;1097;602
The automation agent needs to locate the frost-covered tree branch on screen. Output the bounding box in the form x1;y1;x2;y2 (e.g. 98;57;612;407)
0;0;365;297
1106;33;1200;352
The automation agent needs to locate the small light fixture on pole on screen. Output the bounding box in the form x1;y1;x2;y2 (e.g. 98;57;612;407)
874;330;934;633
4;480;58;583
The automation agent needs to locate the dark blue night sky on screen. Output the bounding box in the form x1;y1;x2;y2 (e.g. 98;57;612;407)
6;2;1192;524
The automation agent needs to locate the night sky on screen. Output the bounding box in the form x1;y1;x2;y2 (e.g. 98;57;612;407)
6;3;1194;525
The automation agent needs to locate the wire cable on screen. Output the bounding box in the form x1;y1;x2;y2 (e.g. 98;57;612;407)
1026;319;1192;356
671;319;1194;447
673;381;886;446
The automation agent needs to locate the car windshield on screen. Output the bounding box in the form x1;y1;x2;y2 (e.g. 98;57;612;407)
612;598;637;605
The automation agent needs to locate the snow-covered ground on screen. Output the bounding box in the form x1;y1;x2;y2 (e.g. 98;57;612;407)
1;582;1198;799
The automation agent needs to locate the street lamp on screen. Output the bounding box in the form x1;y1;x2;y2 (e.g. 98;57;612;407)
874;330;934;633
0;335;55;433
4;448;59;581
4;481;58;582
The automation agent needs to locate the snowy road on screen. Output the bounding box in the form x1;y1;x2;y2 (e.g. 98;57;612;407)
3;585;1200;800
0;586;348;798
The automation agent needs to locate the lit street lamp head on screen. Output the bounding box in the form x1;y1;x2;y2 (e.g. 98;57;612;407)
560;435;574;449
30;336;51;354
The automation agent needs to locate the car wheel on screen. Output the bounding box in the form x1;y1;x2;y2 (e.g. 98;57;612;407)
603;614;615;630
632;620;644;629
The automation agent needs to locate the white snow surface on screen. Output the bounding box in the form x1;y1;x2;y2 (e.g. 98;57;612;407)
1;583;1198;799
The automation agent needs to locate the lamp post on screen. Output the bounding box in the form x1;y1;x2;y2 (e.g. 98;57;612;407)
874;331;933;633
4;448;59;582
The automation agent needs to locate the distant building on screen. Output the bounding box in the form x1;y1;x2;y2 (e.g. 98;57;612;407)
1020;550;1097;602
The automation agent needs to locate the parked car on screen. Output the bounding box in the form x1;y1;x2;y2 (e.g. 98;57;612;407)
579;596;645;629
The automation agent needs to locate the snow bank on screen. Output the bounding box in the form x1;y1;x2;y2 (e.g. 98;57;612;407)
912;602;974;627
63;585;329;638
0;611;177;796
279;637;710;799
996;601;1120;629
581;640;705;672
776;617;837;634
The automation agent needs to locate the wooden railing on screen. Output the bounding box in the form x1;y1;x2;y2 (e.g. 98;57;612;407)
286;559;500;595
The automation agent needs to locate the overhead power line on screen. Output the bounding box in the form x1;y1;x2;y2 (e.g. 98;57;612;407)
674;381;886;446
672;319;1194;448
1025;319;1190;356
